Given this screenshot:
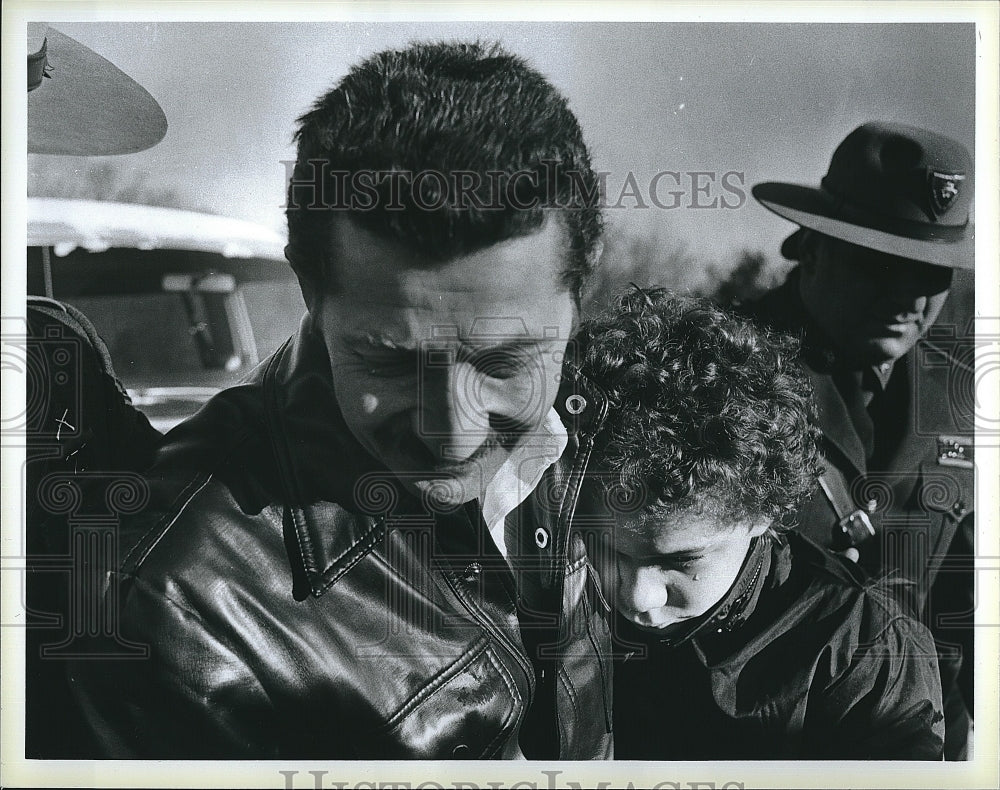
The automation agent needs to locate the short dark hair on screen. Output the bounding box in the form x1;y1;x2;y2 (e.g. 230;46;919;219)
575;288;821;528
286;40;602;300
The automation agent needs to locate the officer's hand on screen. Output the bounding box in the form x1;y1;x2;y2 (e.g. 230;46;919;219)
838;548;860;563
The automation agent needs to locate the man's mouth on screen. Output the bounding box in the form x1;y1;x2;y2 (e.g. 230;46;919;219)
427;442;502;477
415;431;513;474
378;432;516;506
377;415;526;474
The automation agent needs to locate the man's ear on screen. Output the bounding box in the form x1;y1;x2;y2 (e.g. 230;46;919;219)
590;238;605;268
285;243;324;315
570;238;605;325
747;518;773;539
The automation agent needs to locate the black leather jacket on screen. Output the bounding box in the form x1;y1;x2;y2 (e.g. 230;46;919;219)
68;323;613;759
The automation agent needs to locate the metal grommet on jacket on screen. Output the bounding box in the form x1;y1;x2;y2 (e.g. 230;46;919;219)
564;394;587;415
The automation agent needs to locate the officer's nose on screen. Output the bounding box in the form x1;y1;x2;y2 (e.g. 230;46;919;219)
884;283;927;316
879;260;952;311
618;562;668;614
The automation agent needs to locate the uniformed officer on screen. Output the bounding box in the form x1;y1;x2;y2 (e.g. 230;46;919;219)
744;122;975;760
25;24;167;757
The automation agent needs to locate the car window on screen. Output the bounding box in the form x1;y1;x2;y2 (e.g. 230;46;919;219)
65;293;238;390
242;280;306;358
65;281;304;392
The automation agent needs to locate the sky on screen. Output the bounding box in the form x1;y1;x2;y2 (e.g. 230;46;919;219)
25;19;977;281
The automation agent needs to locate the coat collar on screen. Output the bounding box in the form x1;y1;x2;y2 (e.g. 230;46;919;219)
613;534;779;652
259;321;409;599
510;363;611;593
259;322;599;600
745;270;872;475
807;368;868;475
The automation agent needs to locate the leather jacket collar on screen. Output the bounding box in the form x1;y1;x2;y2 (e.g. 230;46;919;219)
254;322;416;599
257;324;615;602
518;361;612;593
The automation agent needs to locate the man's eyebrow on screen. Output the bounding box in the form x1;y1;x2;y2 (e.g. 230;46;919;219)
460;336;553;352
345;333;555;355
344;332;418;351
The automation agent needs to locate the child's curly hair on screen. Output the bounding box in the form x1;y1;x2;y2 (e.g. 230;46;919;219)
575;288;822;528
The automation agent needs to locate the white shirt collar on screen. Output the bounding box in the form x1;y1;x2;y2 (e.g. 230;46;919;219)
480;408;568;558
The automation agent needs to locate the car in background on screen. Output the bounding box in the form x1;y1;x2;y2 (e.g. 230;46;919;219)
27;197;304;431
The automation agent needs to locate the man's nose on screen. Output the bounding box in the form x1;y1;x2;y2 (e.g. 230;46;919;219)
618;563;668;614
414;359;483;461
415;354;542;458
885;288;926;315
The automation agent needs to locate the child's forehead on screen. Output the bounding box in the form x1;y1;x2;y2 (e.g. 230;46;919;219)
617;509;736;551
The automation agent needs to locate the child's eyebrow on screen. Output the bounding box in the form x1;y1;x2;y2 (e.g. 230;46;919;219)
634;547;710;564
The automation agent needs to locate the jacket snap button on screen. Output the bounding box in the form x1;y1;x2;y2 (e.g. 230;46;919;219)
564;394;587;415
534;527;550;549
452;743;470;757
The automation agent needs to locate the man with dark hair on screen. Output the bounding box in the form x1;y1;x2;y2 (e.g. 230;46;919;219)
745;122;975;759
69;41;609;759
553;289;944;759
286;40;601;303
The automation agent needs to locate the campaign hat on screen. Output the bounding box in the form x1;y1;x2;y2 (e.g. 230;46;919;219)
753;122;973;269
28;24;167;155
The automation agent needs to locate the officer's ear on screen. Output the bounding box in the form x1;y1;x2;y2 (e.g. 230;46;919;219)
797;229;819;275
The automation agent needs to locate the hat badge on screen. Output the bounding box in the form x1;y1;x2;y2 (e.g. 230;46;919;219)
928;169;965;218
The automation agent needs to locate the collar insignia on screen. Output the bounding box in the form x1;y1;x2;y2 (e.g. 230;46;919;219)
937;434;973;469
